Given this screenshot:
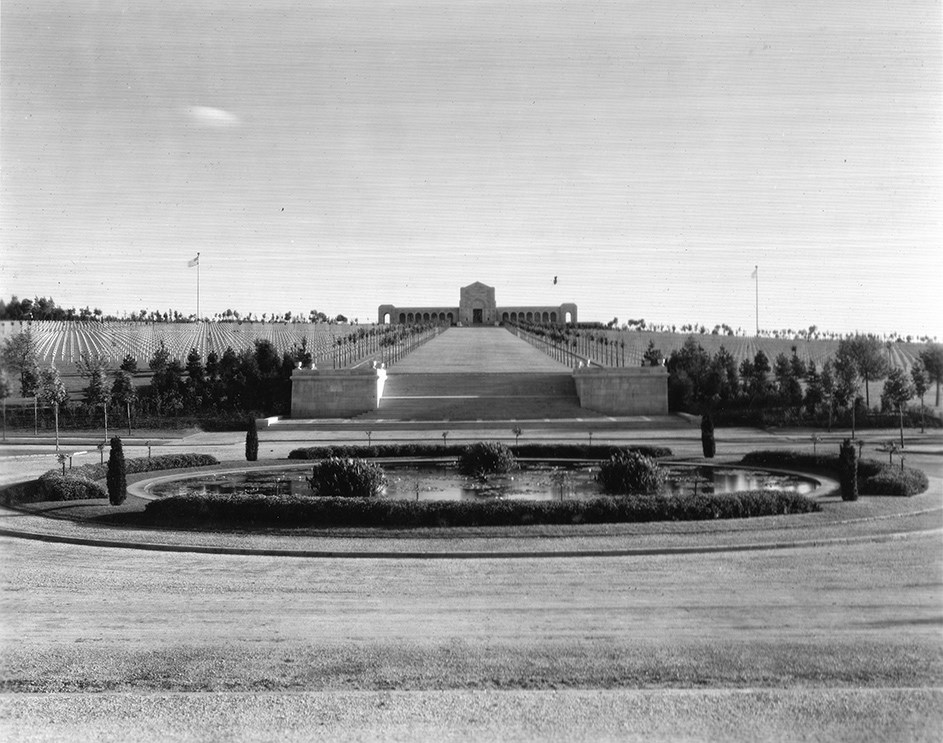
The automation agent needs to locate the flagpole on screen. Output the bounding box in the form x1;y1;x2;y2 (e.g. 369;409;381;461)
754;265;758;336
196;252;200;321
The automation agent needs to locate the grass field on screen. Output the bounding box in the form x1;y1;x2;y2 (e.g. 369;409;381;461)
1;534;940;741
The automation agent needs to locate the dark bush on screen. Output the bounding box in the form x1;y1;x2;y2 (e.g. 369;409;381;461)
701;414;716;458
287;443;673;461
458;442;516;476
107;436;127;505
860;465;929;496
246;418;259;462
144;489;819;529
596;450;666;495
36;472;107;502
306;457;386;498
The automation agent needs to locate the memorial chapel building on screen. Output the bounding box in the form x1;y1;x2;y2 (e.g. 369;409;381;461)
378;282;577;326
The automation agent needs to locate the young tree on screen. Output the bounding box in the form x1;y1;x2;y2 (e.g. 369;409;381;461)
820;360;837;431
119;354;139;374
709;347;739;401
148;341;171;374
85;366;112;441
111;370;137;435
833;350;860;439
75;351;110;381
845;335;888;409
803;362;823;418
185;347;206;409
37;365;68;452
642;340;663;367
0;369;10;441
882;368;914;449
911;358;930;433
1;330;40;396
106;436;127;505
917;344;943;406
749;350;772;397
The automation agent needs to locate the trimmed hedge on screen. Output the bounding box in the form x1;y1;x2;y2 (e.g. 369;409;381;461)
740;449;928;497
36;472;107;501
287;443;673;461
60;453;220;482
144;489;819;529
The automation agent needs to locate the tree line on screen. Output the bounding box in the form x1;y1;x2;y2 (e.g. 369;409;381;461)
661;335;942;432
0;323;437;432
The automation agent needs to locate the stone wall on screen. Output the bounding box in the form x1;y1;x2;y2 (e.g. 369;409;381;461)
572;366;669;416
291;367;386;418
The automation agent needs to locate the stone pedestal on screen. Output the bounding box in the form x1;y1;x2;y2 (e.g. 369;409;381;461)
572;366;669;416
291;367;387;418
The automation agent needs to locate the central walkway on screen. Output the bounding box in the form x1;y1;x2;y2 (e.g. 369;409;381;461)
392;327;571;373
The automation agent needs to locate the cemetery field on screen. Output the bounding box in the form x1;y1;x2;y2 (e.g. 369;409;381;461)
1;320;931;372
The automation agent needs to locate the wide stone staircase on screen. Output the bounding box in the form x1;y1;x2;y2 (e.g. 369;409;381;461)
355;327;605;421
359;371;603;421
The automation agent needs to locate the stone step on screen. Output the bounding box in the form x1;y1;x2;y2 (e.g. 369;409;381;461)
382;372;577;398
360;395;601;422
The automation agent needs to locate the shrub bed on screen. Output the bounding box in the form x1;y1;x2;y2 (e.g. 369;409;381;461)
35;472;108;502
740;450;928;496
7;453;222;505
287;443;672;461
144;489;819;529
859;465;930;497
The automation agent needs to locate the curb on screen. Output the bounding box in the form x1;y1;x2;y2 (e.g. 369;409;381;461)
1;524;939;560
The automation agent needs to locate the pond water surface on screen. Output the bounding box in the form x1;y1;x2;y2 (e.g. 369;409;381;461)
147;463;818;502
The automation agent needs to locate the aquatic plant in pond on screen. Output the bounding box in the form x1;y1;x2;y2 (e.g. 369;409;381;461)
596;451;665;495
306;457;386;498
457;442;516;476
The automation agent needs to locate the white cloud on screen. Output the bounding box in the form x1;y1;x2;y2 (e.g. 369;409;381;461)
186;106;240;128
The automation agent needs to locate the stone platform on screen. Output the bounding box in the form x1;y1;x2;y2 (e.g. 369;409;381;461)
290;327;668;421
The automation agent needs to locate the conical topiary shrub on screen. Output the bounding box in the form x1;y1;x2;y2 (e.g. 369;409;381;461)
838;438;858;501
106;436;127;505
245;418;259;462
700;414;716;458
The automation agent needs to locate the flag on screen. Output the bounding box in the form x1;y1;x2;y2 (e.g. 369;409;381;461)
751;266;757;279
187;254;200;267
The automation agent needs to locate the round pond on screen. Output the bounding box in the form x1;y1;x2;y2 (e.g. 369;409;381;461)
147;462;819;502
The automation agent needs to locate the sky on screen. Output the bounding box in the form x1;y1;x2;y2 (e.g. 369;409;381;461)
2;0;940;336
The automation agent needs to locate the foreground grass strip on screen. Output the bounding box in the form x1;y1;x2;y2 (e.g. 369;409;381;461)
144;490;819;529
2;640;939;693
